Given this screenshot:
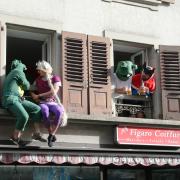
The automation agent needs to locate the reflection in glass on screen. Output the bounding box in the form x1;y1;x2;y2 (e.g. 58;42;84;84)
107;169;145;180
152;169;179;180
0;166;99;180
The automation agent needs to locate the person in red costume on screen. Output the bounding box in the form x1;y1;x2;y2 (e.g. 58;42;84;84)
132;63;155;96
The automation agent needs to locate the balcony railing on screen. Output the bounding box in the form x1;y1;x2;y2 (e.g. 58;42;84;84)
114;94;152;118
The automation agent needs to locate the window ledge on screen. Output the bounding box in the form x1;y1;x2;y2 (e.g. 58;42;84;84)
68;113;180;128
1;108;180;128
103;0;174;11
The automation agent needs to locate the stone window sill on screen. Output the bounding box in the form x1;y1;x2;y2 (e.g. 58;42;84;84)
102;0;174;11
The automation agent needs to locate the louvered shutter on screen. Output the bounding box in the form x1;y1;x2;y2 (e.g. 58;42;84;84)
62;31;88;114
88;35;112;115
160;45;180;120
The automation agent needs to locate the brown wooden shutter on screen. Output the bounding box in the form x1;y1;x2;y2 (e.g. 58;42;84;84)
88;35;112;115
62;31;88;114
160;45;180;120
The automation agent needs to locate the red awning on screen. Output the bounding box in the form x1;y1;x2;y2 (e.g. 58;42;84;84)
1;153;180;166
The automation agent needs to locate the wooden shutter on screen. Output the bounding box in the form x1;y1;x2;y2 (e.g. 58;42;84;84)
62;31;88;114
160;45;180;120
88;35;112;115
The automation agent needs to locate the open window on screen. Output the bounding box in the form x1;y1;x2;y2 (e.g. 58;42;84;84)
131;50;145;74
113;41;150;72
113;41;153;118
6;25;54;84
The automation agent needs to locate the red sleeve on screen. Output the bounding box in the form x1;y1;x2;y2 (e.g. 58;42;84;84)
132;73;141;89
145;76;156;93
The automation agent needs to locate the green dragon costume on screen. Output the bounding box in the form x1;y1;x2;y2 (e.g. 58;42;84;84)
2;59;42;131
115;61;137;81
114;60;137;94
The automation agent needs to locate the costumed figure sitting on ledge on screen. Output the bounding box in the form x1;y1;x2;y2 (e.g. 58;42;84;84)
2;59;46;146
31;60;67;147
131;63;156;96
113;60;137;95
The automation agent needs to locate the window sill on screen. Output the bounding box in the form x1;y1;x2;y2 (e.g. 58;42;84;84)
66;113;180;128
102;0;174;11
0;108;180;127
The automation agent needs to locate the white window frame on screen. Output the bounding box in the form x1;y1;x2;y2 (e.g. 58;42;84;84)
131;48;150;65
131;50;145;66
42;35;52;63
7;24;54;65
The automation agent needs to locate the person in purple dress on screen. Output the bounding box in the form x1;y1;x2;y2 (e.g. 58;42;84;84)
31;60;65;147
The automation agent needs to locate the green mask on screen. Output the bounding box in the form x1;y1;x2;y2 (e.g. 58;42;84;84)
11;59;27;71
116;61;137;81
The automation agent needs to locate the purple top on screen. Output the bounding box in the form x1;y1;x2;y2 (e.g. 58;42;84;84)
35;75;61;102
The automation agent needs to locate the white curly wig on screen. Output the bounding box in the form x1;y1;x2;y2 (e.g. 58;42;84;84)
36;60;52;74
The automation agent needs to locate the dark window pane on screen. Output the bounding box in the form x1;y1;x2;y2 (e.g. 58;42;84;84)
0;166;100;180
152;169;179;180
107;169;145;180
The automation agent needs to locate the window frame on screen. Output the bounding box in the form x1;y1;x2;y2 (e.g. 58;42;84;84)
42;35;52;63
131;50;145;67
6;24;55;65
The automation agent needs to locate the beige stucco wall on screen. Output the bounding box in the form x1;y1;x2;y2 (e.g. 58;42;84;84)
104;1;180;45
0;0;179;147
0;0;179;45
0;0;179;119
0;0;179;118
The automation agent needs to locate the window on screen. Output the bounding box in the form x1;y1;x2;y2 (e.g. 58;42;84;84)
107;169;146;180
113;41;149;71
152;169;180;180
107;168;180;180
131;50;145;74
6;25;54;84
0;165;100;180
113;41;153;118
42;36;51;62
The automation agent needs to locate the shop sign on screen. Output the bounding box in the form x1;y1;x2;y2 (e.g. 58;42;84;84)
116;126;180;146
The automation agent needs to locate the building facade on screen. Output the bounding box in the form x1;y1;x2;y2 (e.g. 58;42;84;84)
0;0;180;179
